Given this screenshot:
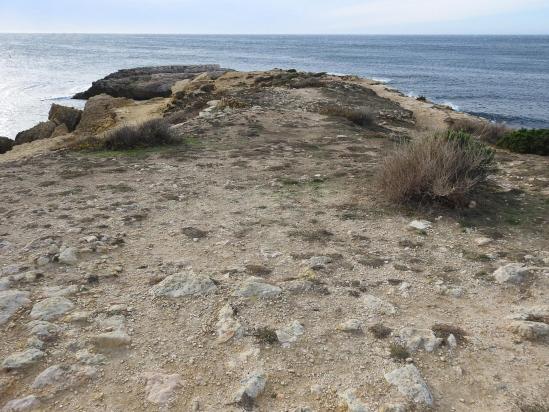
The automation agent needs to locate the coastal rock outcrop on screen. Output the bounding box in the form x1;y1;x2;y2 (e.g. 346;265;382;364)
73;65;231;100
48;104;82;132
14;121;57;145
0;137;13;154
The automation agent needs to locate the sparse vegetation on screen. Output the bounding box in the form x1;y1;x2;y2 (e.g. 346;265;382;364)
432;323;467;344
497;128;549;156
377;130;495;206
448;117;509;145
253;327;279;344
319;105;375;127
289;77;323;89
389;343;410;361
369;324;392;339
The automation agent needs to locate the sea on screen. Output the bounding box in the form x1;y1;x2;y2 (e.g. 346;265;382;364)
1;34;548;139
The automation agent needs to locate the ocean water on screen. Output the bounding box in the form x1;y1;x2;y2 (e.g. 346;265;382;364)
0;34;548;138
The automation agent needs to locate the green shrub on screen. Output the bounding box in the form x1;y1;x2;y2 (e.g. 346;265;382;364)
377;131;495;206
497;128;549;156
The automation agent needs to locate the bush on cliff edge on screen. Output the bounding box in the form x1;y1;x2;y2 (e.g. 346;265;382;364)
497;129;549;156
377;130;495;206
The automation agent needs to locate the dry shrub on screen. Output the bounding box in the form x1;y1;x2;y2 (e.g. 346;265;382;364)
217;97;248;110
448;117;509;144
377;131;495;206
319;105;375;127
289;77;323;89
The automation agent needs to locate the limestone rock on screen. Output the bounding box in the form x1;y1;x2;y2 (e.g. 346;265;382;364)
407;220;432;232
233;371;266;406
14;121;56;145
363;294;397;315
338;319;363;333
1;395;40;411
276;320;305;347
30;297;74;321
144;372;181;404
215;304;243;343
399;327;443;353
384;365;433;406
58;247;78;265
235;276;281;298
0;290;30;325
91;330;131;349
494;263;530;284
2;349;44;371
308;256;333;270
26;321;60;341
73;65;231;100
151;272;216;298
0;137;13;154
48;104;82;131
338;389;371;412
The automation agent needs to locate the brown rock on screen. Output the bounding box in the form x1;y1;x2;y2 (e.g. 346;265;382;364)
14;121;56;145
48;104;82;131
0;137;13;154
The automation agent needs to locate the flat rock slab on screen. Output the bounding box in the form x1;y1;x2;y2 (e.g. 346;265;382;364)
0;290;30;325
150;272;216;298
234;276;282;298
73;65;232;100
384;364;433;406
2;349;44;371
30;297;75;321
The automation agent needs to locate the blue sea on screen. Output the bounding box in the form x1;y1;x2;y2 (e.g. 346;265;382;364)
1;34;548;138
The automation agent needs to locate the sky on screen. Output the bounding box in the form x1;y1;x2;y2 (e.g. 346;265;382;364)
0;0;548;34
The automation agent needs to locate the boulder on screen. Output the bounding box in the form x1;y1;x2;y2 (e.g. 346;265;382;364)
0;137;13;154
150;272;216;298
0;290;31;325
14;121;56;145
384;365;433;406
48;104;82;131
73;65;232;100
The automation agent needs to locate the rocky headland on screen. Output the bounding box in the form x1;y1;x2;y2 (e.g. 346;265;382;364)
0;66;548;411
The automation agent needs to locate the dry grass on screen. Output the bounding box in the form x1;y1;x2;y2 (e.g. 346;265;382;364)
377;131;495;206
448;117;509;145
319;105;375;127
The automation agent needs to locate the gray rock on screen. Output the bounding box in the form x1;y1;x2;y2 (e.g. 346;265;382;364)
399;327;443;353
91;330;131;350
508;321;549;341
494;263;530;284
215;304;243;343
338;389;371;412
48;104;82;131
143;372;181;404
338;319;363;333
379;403;408;412
26;320;61;341
308;256;333;270
2;349;44;371
0;290;30;325
1;395;40;411
151;272;216;298
384;364;433;406
0;137;13;154
14;121;57;145
58;247;78;265
407;220;432;231
235;276;282;298
75;349;107;366
30;297;75;321
276;320;305;347
73;65;232;100
31;364;96;391
363;294;397;315
233;371;266;406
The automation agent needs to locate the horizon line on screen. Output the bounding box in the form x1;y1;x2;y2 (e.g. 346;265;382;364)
1;32;548;36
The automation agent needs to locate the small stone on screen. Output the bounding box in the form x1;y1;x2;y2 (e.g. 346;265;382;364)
407;220;432;232
233;371;266;406
399;327;443;353
474;237;493;246
234;277;282;298
363;294;397;315
150;272;216;298
0;290;31;325
384;364;433;406
30;297;75;321
215;304;243;343
494;263;530;284
308;256;332;270
91;330;131;350
2;349;44;371
276;320;305;347
1;395;40;411
338;319;362;333
338;389;371;412
144;372;181;405
58;247;78;265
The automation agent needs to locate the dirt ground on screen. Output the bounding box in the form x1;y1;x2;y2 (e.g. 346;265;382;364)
0;71;548;412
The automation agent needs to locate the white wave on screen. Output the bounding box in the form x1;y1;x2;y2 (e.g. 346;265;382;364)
372;77;392;84
441;101;461;111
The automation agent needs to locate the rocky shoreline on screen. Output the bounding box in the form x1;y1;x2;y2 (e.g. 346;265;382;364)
0;66;547;411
